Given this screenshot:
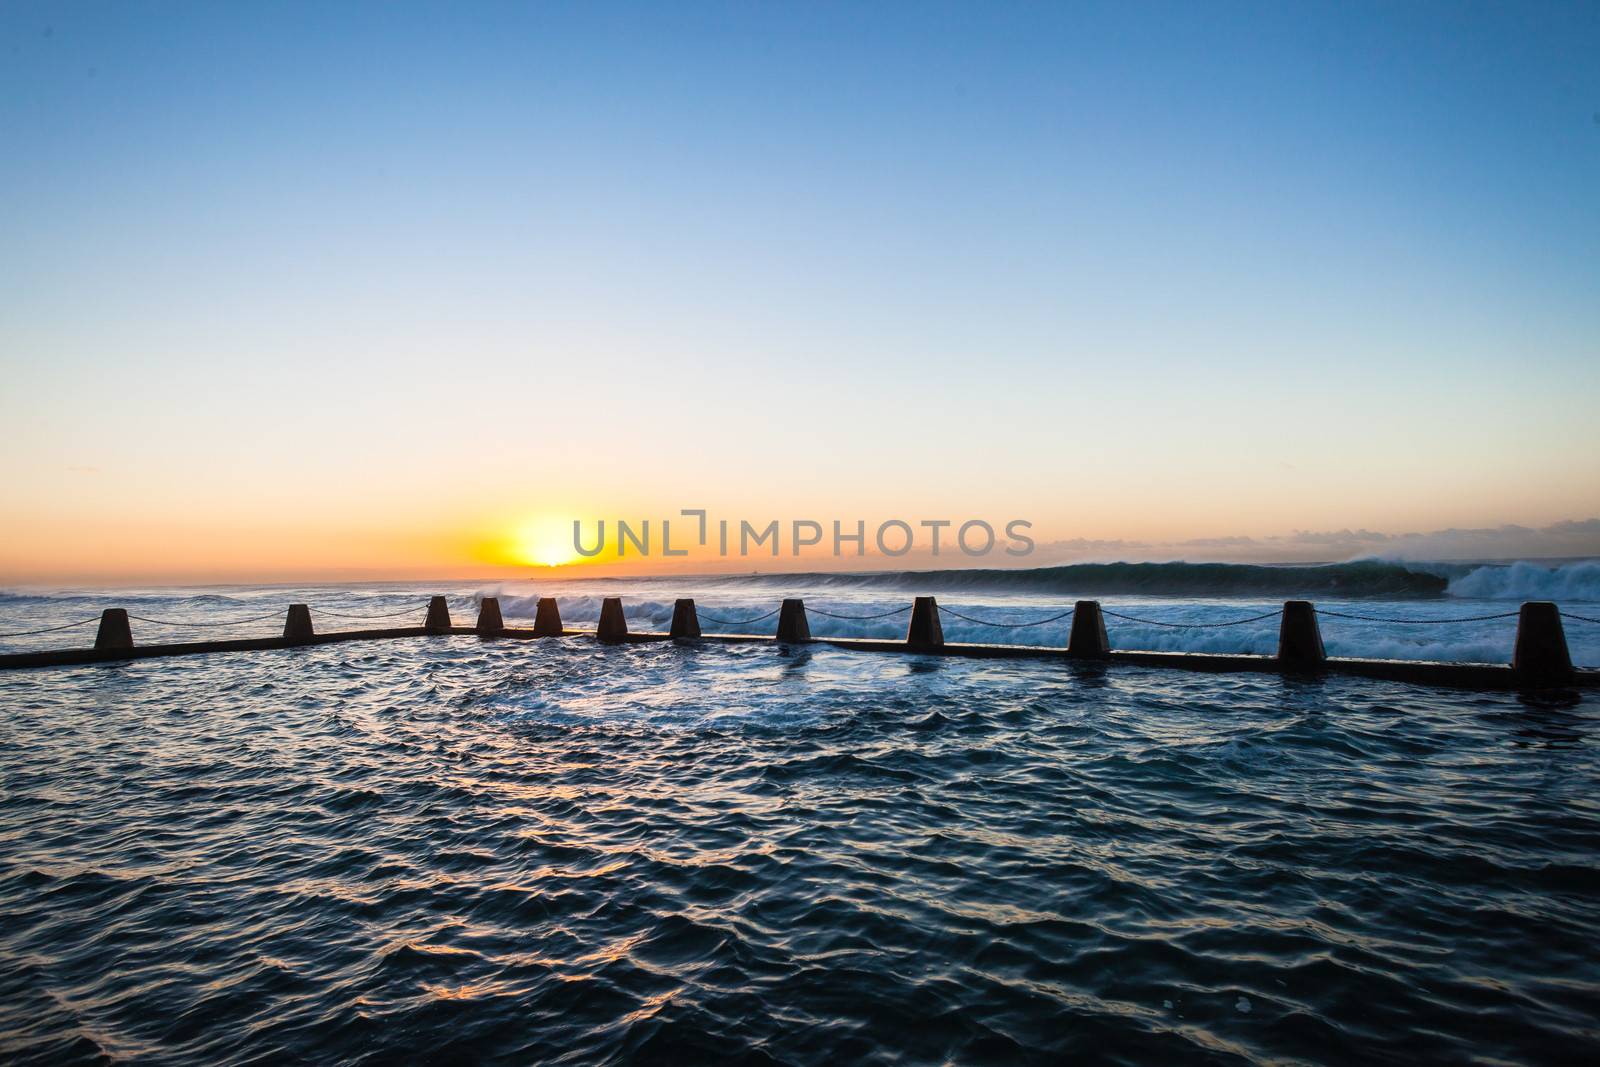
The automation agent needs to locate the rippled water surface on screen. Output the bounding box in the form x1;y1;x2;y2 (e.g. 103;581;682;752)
2;637;1597;1064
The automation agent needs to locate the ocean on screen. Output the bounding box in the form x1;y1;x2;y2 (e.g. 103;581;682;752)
1;559;1597;1063
4;557;1598;665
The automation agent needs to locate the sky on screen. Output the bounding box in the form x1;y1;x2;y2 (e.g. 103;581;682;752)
2;1;1597;583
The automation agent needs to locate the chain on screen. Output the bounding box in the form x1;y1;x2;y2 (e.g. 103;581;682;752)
698;608;781;626
806;605;913;620
308;605;424;620
0;616;102;638
1316;609;1521;624
937;607;1075;628
126;611;286;627
1102;609;1280;629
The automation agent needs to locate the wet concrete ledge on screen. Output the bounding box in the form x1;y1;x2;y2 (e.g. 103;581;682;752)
0;626;432;669
3;625;1596;691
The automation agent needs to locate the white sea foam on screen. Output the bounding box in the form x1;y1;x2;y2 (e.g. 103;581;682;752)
1446;560;1600;602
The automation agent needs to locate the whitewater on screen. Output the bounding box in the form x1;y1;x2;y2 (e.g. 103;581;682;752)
2;558;1597;667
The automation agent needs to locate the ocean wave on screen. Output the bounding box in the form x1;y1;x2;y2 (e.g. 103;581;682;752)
696;560;1448;598
1446;560;1600;602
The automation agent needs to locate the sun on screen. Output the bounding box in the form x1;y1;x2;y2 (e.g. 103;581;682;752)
512;518;579;568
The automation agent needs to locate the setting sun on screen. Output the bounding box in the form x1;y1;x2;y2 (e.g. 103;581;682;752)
512;518;579;568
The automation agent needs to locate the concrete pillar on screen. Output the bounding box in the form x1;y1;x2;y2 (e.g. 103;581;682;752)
476;597;504;636
283;604;314;644
95;608;132;651
425;595;451;634
534;597;564;637
1277;600;1325;668
1513;601;1573;686
597;597;628;643
670;598;701;639
1067;600;1110;659
777;599;810;643
906;596;944;649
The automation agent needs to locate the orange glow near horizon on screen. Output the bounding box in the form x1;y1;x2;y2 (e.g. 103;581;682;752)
3;507;1599;586
3;495;1599;586
469;518;577;572
509;517;583;569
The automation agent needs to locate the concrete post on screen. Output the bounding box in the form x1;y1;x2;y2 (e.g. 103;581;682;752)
777;599;810;643
283;604;314;644
906;596;944;649
1277;600;1325;668
670;598;701;639
476;597;504;636
597;597;628;643
95;608;132;651
425;595;451;634
534;597;564;637
1512;601;1573;686
1067;600;1110;659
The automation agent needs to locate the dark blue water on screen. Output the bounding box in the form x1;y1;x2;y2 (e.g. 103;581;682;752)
2;638;1597;1064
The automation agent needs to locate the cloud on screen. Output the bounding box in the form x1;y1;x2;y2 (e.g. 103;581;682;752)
1030;537;1148;555
1028;520;1600;565
1282;528;1392;545
1362;521;1600;561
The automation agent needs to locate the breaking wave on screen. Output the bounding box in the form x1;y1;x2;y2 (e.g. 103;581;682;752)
696;559;1449;598
1445;560;1600;602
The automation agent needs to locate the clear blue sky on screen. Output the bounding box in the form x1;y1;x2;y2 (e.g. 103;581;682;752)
1;2;1597;580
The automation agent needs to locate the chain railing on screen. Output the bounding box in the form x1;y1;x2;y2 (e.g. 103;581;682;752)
805;605;913;620
0;603;425;642
0;616;102;638
308;605;425;620
697;607;781;627
1315;608;1521;624
126;611;287;628
937;606;1075;628
1101;608;1280;629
